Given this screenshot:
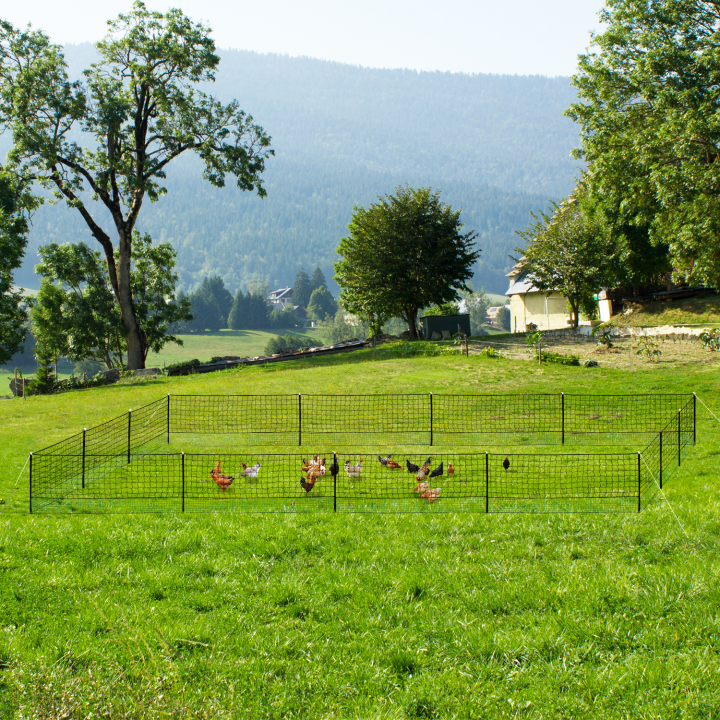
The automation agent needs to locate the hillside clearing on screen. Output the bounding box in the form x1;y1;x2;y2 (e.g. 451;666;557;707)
1;350;720;718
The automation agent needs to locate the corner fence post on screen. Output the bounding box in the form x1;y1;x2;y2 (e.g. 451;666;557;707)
82;429;86;489
181;453;185;513
298;394;302;447
659;430;663;489
637;452;641;513
485;451;489;513
29;453;32;515
678;409;681;467
561;392;565;445
167;394;171;444
333;451;337;513
693;392;697;445
430;393;434;446
127;409;132;464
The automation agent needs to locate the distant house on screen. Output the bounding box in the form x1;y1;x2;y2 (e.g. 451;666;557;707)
269;286;293;309
505;261;610;333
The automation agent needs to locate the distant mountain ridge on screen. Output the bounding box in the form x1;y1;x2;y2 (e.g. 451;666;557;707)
14;45;581;296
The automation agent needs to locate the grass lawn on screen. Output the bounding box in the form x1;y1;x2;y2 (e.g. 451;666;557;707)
1;347;720;717
147;327;329;367
607;293;720;327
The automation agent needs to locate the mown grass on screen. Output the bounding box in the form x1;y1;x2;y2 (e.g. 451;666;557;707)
1;346;720;718
607;294;720;327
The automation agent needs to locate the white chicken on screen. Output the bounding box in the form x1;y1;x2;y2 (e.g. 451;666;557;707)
344;459;363;479
241;461;261;479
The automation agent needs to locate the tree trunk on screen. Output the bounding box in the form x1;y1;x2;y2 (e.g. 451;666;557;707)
402;306;420;340
569;300;580;329
115;227;147;369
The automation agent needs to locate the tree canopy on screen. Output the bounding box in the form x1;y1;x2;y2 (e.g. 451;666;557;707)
293;268;311;309
516;193;617;328
0;3;272;368
566;0;720;287
307;286;338;321
32;234;190;368
335;186;480;339
0;171;34;364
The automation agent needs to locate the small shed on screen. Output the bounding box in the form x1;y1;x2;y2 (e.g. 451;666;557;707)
421;314;471;340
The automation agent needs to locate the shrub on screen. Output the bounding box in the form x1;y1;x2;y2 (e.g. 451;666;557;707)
496;306;511;331
636;336;662;362
423;302;458;317
264;334;307;355
700;328;720;351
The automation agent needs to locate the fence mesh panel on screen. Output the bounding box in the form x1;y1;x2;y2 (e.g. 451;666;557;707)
29;393;696;514
31;450;646;515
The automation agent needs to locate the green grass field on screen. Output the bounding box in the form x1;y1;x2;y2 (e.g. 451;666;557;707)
1;346;720;718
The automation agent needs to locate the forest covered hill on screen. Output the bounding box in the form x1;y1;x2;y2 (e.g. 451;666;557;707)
13;46;581;296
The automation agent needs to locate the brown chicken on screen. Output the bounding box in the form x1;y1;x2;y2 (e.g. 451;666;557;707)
386;460;402;470
210;461;234;492
424;488;441;503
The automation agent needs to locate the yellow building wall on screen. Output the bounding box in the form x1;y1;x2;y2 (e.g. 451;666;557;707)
509;292;570;332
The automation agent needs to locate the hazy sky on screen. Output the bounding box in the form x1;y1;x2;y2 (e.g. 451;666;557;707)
4;0;605;77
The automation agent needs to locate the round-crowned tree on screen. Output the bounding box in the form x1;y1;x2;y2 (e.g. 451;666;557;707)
335;186;480;339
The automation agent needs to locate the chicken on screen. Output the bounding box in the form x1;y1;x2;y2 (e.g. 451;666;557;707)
300;475;316;493
447;463;455;475
429;462;443;478
416;459;432;481
344;459;363;479
329;455;340;478
414;481;429;495
210;461;234;492
301;455;320;473
425;488;441;503
406;460;420;473
241;461;261;479
503;456;510;472
386;460;402;469
377;454;393;466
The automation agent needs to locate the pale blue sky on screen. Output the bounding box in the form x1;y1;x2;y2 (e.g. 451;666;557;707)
6;0;604;76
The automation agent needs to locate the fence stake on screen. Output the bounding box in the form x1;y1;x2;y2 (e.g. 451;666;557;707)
430;393;434;446
181;452;185;513
561;392;565;445
637;452;641;513
29;453;32;515
127;409;132;463
693;392;697;445
333;451;337;513
82;429;86;489
659;430;663;489
678;409;681;466
298;394;302;447
485;451;489;513
167;394;171;444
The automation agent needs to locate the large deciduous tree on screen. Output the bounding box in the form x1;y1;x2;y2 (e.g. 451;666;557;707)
335;186;480;339
566;0;720;287
0;3;272;368
0;171;34;364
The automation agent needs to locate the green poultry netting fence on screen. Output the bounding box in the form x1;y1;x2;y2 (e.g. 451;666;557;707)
29;393;696;514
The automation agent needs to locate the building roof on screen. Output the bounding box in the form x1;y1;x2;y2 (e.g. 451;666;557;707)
506;276;542;296
269;287;293;300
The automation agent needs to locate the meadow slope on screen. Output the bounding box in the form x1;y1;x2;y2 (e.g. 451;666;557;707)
1;347;719;718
